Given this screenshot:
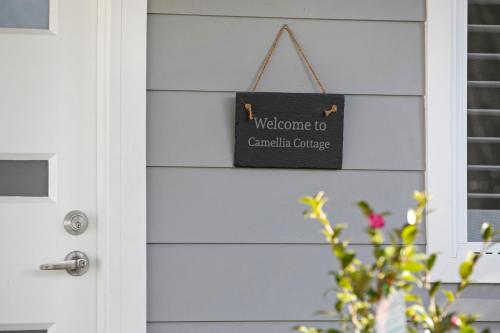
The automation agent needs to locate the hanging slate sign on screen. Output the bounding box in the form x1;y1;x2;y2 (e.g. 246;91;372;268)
233;24;345;169
234;92;344;169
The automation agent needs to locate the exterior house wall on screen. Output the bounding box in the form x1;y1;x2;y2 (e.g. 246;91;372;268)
146;1;500;332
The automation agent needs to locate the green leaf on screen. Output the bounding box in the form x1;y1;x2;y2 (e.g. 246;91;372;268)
406;305;420;319
367;287;378;298
401;261;427;273
465;252;477;263
351;268;371;298
332;243;345;258
413;191;429;206
443;289;455;303
341;251;356;269
408;303;427;316
429;281;441;297
384;245;396;259
401;244;416;257
299;196;315;206
337;277;351;289
401;271;419;283
314;191;326;201
459;261;474;280
336;292;356;303
369;229;384;245
404;293;422;303
426;253;437;271
461;314;479;325
481;223;493;242
357;201;373;217
374;247;385;260
334;299;343;312
401;224;418;245
460;325;476;333
333;224;346;237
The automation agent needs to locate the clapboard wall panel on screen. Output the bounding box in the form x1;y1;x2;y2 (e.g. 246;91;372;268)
148;244;377;321
147;92;425;170
147;15;424;95
148;168;424;244
149;245;500;322
148;0;425;21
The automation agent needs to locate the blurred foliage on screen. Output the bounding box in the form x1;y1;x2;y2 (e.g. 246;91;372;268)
296;191;495;333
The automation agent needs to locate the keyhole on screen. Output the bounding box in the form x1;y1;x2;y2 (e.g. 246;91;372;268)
72;217;82;231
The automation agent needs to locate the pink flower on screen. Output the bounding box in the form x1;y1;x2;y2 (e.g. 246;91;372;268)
450;315;461;327
368;213;385;229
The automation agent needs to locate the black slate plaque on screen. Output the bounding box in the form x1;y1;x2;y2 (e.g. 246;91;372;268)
234;92;344;169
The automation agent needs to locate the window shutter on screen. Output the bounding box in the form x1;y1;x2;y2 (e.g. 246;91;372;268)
467;0;500;241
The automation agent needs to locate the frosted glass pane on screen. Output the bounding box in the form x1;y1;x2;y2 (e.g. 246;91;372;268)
0;160;48;197
0;0;49;29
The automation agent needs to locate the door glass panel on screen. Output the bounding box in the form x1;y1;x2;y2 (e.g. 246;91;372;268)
0;160;48;197
0;0;49;29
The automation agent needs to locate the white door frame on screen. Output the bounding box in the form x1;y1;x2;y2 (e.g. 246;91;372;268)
96;0;147;332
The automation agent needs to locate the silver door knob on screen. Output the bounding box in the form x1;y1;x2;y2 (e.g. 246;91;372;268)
40;251;89;276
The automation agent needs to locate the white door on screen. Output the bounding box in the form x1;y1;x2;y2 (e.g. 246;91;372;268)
0;1;98;332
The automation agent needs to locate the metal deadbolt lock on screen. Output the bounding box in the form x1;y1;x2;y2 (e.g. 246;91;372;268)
63;210;88;235
40;251;89;276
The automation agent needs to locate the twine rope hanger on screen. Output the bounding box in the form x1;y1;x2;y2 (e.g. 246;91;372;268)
244;24;335;120
250;24;326;93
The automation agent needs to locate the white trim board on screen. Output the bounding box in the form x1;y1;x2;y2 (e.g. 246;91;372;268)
426;0;500;283
96;0;147;332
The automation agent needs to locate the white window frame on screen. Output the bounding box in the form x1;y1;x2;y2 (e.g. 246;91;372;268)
427;0;500;283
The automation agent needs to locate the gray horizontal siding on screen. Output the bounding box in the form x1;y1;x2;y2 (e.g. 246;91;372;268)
475;323;500;333
147;92;425;170
147;168;424;244
148;244;376;321
147;322;340;333
146;2;432;332
148;322;500;333
448;285;500;321
148;0;425;22
149;245;500;322
147;15;424;95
